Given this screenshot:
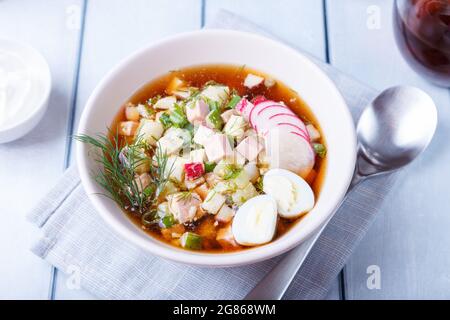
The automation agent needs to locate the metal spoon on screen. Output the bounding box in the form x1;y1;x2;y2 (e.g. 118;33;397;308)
245;86;437;300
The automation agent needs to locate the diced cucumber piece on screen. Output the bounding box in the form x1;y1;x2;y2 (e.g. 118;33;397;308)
180;232;203;250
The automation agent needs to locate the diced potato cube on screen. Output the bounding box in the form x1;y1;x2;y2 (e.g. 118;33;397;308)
244;74;264;89
226;151;246;166
223;115;246;138
232;183;258;205
185;176;205;190
136;104;152;119
200;85;229;104
190;149;207;163
119;121;139;136
154;96;176;110
201;190;226;214
164;156;187;183
204;172;220;188
306;124;321;142
194;183;210;200
166;77;186;95
231;170;249;189
204;134;234;163
137;119;164;145
221;109;236;123
215;205;235;223
214;181;236;194
161;181;179;199
193;125;215;146
244;162;260;183
125;105;140;121
158;135;184;156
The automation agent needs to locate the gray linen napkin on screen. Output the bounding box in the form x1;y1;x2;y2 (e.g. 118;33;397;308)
28;11;396;300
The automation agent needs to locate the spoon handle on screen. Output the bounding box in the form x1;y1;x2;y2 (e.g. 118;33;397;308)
244;166;367;300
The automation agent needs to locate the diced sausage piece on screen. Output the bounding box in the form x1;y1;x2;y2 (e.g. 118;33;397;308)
186;99;209;125
204;134;234;163
235;98;255;121
244;74;264;89
236;135;264;162
185;162;205;181
306;124;321;142
215;205;235;223
201;190;226;214
154;96;176;110
216;224;240;249
193;125;215;146
194;183;210;200
125;105;140;121
134;173;151;193
119;121;139;136
168;192;202;224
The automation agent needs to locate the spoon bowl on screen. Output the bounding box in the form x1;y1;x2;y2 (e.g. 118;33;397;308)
357;86;437;175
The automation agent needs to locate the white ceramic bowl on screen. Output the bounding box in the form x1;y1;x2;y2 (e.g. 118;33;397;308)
77;30;356;267
0;39;51;143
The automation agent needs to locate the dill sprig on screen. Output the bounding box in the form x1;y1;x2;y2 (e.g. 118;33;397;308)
75;131;173;217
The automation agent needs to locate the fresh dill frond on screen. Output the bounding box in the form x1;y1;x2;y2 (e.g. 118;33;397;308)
75;132;173;217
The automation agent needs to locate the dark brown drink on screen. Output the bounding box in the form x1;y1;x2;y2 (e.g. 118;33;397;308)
394;0;450;86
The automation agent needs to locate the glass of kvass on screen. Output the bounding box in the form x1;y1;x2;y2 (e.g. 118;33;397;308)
394;0;450;87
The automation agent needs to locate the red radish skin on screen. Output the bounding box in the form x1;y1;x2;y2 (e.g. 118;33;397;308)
257;104;290;116
251;96;268;105
185;162;205;181
259;112;307;136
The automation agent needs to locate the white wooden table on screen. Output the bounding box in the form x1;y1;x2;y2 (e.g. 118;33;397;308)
1;0;449;300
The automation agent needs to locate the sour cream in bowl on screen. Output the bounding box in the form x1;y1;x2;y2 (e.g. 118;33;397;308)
0;39;51;143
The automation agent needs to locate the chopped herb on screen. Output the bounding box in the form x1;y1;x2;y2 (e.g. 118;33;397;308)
223;164;242;180
255;177;264;193
206;108;223;130
204;162;217;173
159;112;172;129
313;143;327;158
147;95;161;106
207;99;221;112
226;94;241;109
142;210;158;227
170;103;189;128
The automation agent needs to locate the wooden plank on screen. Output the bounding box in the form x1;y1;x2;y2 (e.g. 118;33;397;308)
205;0;326;59
206;0;341;300
327;0;450;299
0;0;82;299
53;0;201;299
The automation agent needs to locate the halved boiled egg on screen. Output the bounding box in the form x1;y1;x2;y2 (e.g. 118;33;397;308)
231;195;278;246
263;168;315;219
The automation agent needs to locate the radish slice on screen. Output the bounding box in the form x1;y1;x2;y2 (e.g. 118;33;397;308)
252;95;269;105
265;127;315;178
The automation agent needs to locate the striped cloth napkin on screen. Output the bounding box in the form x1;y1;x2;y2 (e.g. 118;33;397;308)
27;10;396;299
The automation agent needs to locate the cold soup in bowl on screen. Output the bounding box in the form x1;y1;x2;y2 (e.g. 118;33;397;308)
77;64;326;252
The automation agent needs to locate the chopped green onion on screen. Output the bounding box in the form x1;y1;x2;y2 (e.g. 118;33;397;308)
160;215;175;228
227;95;241;109
206;108;223;130
204;162;217;173
313;143;327;158
170;103;188;128
255;177;264;193
159;112;172;129
223;164;242;180
180;232;203;250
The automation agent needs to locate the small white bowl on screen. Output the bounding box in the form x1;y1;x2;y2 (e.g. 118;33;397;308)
0;39;51;143
77;30;356;267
